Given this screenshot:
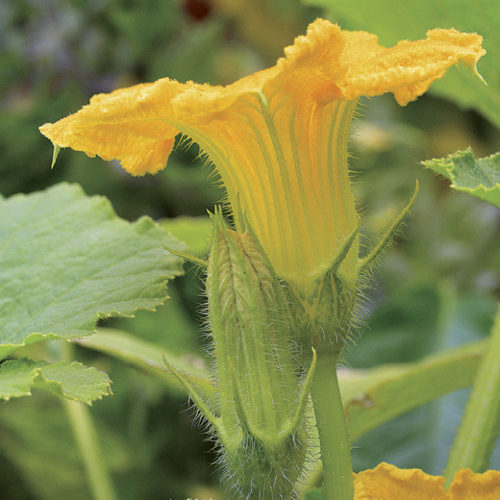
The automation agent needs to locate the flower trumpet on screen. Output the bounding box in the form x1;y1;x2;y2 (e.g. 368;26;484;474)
40;19;485;291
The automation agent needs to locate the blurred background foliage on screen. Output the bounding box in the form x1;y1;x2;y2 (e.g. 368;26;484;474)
0;0;498;498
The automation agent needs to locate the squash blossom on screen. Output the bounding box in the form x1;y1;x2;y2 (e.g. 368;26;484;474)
39;19;485;290
40;19;487;499
354;462;500;499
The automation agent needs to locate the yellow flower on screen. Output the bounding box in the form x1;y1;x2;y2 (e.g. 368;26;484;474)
40;19;484;287
354;462;500;499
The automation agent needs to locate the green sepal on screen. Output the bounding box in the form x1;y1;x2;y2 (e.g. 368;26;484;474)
226;347;317;449
162;355;223;435
51;144;60;168
226;355;266;445
358;181;419;273
162;244;207;268
289;268;358;355
328;218;361;275
209;214;300;435
285;221;361;355
279;347;317;442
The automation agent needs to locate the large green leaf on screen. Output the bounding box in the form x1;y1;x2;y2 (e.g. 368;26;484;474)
422;148;500;207
342;340;486;441
304;0;500;128
0;358;111;404
0;183;185;358
77;328;214;397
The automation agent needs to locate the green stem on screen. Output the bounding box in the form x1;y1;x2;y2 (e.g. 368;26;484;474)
63;399;117;500
444;304;500;486
310;353;354;500
59;342;116;500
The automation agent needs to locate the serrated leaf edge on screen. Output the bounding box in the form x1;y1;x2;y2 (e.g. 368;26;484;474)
421;148;500;205
0;358;112;405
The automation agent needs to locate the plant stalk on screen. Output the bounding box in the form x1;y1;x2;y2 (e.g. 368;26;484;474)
63;398;117;500
310;352;354;500
444;304;500;486
59;342;117;500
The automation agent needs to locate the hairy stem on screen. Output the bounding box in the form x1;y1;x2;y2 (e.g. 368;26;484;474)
310;353;354;500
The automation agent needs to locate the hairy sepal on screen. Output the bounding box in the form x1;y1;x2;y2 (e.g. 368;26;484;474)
288;224;361;356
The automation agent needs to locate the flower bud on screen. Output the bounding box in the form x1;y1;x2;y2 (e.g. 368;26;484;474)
206;210;313;498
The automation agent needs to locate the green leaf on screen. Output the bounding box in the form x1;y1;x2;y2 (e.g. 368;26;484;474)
341;340;486;442
77;328;215;397
0;395;129;500
0;183;185;358
0;358;111;404
303;0;500;127
444;304;500;478
159;215;212;256
422;148;500;207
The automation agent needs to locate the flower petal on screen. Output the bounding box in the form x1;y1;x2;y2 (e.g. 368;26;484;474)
40;79;185;175
40;20;485;176
340;27;486;105
449;469;500;499
354;462;448;499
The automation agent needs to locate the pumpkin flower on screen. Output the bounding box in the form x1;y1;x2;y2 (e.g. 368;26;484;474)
354;462;500;499
40;19;484;288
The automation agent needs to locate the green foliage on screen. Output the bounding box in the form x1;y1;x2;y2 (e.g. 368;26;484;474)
159;216;212;256
0;0;225;222
108;285;204;355
444;305;500;478
0;394;129;500
343;340;486;441
346;289;499;474
0;358;216;500
422;148;500;207
78;328;213;397
304;0;500;127
0;359;111;404
0;183;184;358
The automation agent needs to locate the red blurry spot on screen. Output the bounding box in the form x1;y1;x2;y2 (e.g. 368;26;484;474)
184;0;212;21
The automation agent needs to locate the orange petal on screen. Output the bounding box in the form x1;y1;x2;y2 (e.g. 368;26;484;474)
354;462;448;500
40;20;485;175
40;78;184;175
449;469;500;499
340;27;485;105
